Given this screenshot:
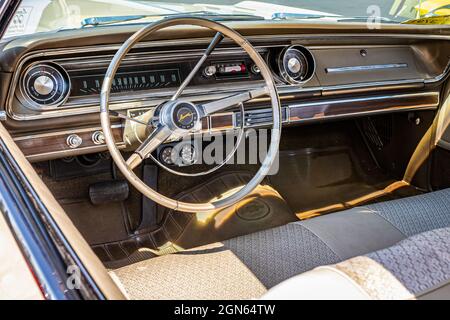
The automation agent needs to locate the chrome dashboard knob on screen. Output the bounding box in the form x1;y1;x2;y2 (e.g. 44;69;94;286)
251;64;260;74
287;57;301;74
33;75;54;96
203;65;217;77
66;134;83;149
92;131;105;145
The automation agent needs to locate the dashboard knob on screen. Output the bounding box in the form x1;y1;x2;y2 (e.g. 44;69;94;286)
33;75;54;96
251;64;260;74
203;65;217;77
287;57;301;74
92;131;105;145
66;134;83;149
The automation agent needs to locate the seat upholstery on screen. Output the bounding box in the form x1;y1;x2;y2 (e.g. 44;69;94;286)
220;188;450;289
367;190;450;236
111;188;450;299
264;227;450;300
111;243;267;300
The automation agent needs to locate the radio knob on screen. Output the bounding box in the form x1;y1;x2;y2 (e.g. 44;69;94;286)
203;65;217;77
92;131;105;145
251;64;261;74
66;134;83;149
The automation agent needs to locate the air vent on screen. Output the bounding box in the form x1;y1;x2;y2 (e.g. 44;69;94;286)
235;107;287;128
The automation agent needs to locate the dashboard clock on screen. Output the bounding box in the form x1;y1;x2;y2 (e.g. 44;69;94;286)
19;63;70;110
268;45;315;86
278;46;315;85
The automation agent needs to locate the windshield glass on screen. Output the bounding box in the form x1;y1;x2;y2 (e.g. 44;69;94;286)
4;0;450;39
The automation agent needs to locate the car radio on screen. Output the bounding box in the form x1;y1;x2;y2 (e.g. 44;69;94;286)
203;61;259;80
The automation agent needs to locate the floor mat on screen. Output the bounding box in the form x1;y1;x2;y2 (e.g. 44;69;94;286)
269;123;398;214
167;171;296;249
62;200;129;245
93;171;297;266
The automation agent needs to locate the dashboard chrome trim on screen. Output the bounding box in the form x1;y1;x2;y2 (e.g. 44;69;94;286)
12;124;123;141
287;91;439;110
13;90;439;161
325;63;408;73
321;79;425;96
13;124;125;162
226;91;440;130
5;33;450;121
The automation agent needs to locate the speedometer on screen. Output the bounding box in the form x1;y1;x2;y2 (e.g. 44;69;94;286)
19;63;70;110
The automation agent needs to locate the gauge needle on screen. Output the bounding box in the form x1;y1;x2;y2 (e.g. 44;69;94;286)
178;112;193;122
109;110;149;126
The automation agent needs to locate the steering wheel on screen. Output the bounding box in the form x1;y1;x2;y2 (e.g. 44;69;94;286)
100;17;281;213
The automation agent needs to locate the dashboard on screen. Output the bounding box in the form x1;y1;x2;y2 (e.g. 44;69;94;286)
0;21;449;162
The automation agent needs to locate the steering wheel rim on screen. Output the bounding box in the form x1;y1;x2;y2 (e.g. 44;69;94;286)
100;17;281;213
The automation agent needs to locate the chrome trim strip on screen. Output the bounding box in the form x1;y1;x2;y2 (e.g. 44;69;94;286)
288;92;439;109
58;47;265;69
7;78;429;121
321;79;424;96
325;63;408;73
286;105;437;125
13;124;123;141
16;92;439;160
199;92;439;131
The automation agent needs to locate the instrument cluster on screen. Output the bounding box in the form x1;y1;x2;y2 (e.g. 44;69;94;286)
14;45;316;112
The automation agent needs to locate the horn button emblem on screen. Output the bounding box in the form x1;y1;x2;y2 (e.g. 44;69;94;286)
172;102;199;130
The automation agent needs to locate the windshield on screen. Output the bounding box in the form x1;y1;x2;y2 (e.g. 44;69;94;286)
4;0;450;39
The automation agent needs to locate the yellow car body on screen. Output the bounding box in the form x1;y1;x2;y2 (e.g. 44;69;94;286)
417;0;450;17
391;0;450;24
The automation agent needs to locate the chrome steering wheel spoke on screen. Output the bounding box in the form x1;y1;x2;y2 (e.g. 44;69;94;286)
126;125;172;170
199;86;268;116
135;32;224;123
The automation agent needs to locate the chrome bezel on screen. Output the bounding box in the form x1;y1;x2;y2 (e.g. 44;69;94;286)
17;62;71;111
277;45;316;85
159;146;175;165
